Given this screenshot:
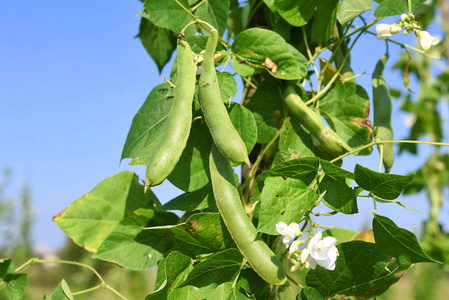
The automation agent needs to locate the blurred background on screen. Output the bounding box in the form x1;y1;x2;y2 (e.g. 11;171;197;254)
0;0;448;298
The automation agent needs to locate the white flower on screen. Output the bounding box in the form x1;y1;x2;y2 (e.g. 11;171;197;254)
418;31;440;50
376;24;391;40
389;25;402;34
288;240;304;255
276;222;301;246
401;14;408;21
306;231;339;271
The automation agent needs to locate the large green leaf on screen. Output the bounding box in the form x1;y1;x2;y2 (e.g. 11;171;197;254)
252;157;320;203
167;119;213;192
232;28;303;80
54;171;175;269
180;249;243;288
3;273;27;300
373;215;440;264
374;0;426;17
319;82;373;154
310;0;339;43
354;164;414;200
245;77;284;144
337;0;372;24
138;13;177;72
306;241;410;298
92;213;176;270
258;177;317;235
278;117;334;160
263;0;317;27
146;213;236;256
146;251;193;300
194;0;230;36
228;102;257;156
121;84;174;165
319;160;357;214
144;0;194;35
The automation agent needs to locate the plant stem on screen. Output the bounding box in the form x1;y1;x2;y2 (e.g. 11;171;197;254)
378;142;384;172
72;285;103;296
191;0;206;12
408;0;412;15
286;274;303;288
242;131;280;196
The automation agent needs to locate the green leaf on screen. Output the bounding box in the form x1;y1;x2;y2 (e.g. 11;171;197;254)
319;160;358;214
374;0;426;17
252;157;319;204
245;77;284;144
217;72;238;104
263;0;316;27
144;0;193;35
54;171;175;269
45;279;74;300
180;249;243;288
373;215;439;264
146;251;192;299
194;0;230;36
319;82;373;154
278;117;334;161
354;164;414;199
337;0;372;24
3;273;27;300
227;1;251;38
92;213;177;270
237;268;270;299
228;102;257;155
0;259;14;278
322;228;359;245
264;8;292;41
287;44;308;78
374;196;420;212
232;28;303;80
146;213;236;256
258;177;317;235
306;241;410;298
167;119;213;192
121;84;174;165
160;183;217;212
296;287;322;300
310;0;339;43
138;14;177;72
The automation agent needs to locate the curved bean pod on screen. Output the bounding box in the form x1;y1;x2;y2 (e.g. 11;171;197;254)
199;29;250;166
209;144;287;285
373;54;394;173
283;83;351;156
145;39;196;187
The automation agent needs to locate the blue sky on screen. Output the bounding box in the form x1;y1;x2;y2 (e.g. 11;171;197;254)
0;1;447;250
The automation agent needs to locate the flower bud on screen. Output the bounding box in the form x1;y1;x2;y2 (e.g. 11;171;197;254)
389;25;401;34
401;14;408;21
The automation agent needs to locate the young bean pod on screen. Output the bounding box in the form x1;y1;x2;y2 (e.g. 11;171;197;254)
373;54;394;173
283;83;351;156
209;144;287;285
145;39;196;187
199;29;250;166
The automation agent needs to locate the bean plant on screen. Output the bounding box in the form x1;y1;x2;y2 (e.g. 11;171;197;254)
1;0;448;299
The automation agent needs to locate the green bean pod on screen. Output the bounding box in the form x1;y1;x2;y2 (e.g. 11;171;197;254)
209;144;287;285
145;39;195;187
373;54;394;173
199;29;250;166
283;83;351;156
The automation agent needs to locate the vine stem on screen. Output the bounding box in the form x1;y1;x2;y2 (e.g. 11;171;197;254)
378;142;384;172
330;139;449;164
4;258;128;300
242;131;280;196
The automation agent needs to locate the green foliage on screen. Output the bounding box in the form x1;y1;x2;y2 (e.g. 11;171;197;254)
5;1;446;299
